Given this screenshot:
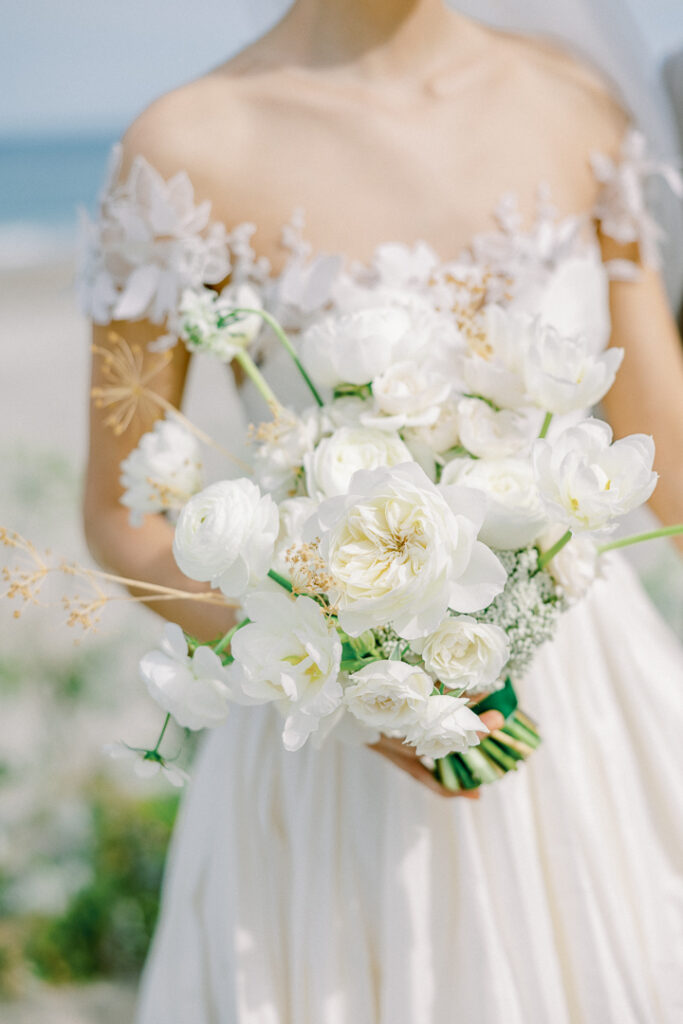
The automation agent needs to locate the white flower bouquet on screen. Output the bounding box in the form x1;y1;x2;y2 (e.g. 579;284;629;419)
99;278;683;796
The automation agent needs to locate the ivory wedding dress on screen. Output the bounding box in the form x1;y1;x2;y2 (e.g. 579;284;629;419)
79;133;683;1024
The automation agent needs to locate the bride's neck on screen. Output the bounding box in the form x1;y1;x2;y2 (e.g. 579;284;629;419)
275;0;471;79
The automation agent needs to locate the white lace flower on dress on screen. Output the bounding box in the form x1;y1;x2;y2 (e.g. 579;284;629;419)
77;142;231;345
591;128;683;273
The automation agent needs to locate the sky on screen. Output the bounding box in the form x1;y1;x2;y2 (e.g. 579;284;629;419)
2;0;683;137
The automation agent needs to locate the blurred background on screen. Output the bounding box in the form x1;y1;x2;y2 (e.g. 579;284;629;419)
1;2;682;1020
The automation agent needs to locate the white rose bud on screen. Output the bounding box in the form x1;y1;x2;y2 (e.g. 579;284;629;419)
412;615;509;694
304;426;412;499
343;660;434;732
441;456;548;549
532;419;657;532
539;525;600;601
173;479;278;597
404;694;484;758
120;416;202;526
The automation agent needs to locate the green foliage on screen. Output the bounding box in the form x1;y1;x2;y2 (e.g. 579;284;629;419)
25;786;179;983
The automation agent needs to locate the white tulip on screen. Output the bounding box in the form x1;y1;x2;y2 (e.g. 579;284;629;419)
304;426;412;499
306;462;506;639
299;307;411;389
173;479;279;597
539;525;600;601
227;590;343;751
462;305;529;409
523;323;624;414
179;282;263;360
532;418;657;531
441;456;548;549
404;694;484;758
412;615;509;694
457;398;538;459
120;416;202;526
343;660;434;732
139;623;232;730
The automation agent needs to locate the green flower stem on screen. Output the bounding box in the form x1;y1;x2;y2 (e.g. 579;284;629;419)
539;411;553;439
152;713;171;755
537;529;572;570
267;569;294;592
213;617;250;656
597;523;683;554
233;307;324;408
234;349;282;412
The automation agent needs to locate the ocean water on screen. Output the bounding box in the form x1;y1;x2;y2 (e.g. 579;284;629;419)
0;133;118;268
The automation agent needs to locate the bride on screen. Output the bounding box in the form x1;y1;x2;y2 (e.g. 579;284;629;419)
80;1;683;1020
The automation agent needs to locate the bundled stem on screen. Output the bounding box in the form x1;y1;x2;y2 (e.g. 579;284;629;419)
233;307;324;408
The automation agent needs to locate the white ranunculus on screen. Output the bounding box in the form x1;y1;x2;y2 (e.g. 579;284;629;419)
173;479;279;597
139;623;232;730
299;307;411;389
343;660;433;732
361;361;452;431
306;462;506;639
404;694;484;758
252;407;320;499
305;426;412;499
523;323;624;414
272;496;319;577
412;615;509;693
457;398;539;459
227;590;343;751
120;416;202;526
462;305;529;409
441;456;548;549
179;282;263;360
539;525;600;601
532;418;657;532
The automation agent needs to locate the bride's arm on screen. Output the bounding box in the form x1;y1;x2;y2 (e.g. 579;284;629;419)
599;236;683;553
83;319;238;641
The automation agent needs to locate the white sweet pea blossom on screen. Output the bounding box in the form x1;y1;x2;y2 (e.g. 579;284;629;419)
404;694;484;758
227;590;343;751
120;416;202;526
252;407;320;500
523;323;624;415
179;282;263;361
306;462;506;639
343;660;434;733
299;307;411;389
104;742;190;787
173;479;278;597
304;426;412;499
441;457;548;549
457;398;538;459
532;419;657;532
139;623;233;730
412;615;509;694
539;525;601;602
362;361;452;431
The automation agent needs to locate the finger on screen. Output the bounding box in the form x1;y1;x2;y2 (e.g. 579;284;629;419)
478;709;505;735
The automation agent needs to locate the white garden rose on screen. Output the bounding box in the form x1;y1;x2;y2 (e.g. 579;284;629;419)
532;419;657;531
441;457;548;549
404;694;484;758
539;525;600;601
252;407;320;499
299;307;411;389
139;623;232;730
120;416;202;526
304;426;412;499
412;615;509;694
173;479;279;597
227;590;343;751
306;462;506;639
523;323;624;414
361;361;451;431
179;282;263;360
457;398;538;459
343;660;433;732
462;305;529;409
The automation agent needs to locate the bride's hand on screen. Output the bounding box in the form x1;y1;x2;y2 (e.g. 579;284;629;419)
368;709;504;799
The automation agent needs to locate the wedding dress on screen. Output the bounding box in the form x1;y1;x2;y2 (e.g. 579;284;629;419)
78;132;683;1023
